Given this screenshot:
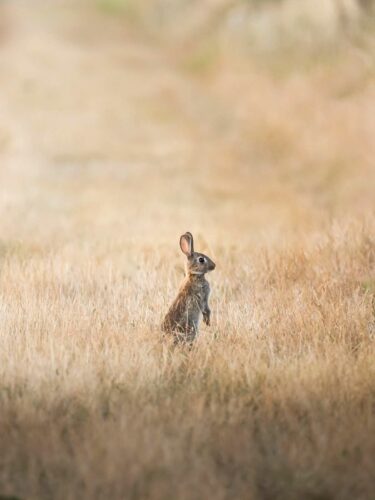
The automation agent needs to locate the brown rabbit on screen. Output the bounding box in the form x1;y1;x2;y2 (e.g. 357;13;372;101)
162;232;216;343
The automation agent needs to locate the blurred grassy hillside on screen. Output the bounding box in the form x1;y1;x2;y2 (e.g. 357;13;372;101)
1;0;374;248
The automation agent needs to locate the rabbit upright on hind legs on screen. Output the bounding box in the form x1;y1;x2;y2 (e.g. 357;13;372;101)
162;232;216;344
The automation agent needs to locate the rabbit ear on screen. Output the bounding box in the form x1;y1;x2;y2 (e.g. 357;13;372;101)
184;232;194;253
180;232;194;256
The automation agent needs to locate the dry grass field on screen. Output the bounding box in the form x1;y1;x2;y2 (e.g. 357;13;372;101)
1;1;375;499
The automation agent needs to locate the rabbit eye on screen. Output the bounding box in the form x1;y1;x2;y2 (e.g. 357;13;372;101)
198;257;205;264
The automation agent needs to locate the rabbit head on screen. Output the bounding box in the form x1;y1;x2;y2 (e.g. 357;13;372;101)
180;232;216;275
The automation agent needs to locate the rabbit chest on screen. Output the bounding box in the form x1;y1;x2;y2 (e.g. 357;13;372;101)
187;279;210;310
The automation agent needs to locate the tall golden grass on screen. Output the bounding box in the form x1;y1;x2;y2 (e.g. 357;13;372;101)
0;1;375;498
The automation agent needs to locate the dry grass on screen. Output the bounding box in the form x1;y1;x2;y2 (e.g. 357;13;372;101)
1;221;374;500
0;1;375;499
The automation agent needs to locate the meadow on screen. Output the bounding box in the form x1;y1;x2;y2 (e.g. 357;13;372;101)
0;1;375;498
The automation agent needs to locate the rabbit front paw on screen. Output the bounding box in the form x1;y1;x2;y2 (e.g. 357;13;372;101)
203;309;211;326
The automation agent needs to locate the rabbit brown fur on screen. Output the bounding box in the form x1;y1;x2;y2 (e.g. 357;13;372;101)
162;232;216;343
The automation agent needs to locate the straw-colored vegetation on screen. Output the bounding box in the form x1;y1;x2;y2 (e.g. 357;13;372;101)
0;1;375;498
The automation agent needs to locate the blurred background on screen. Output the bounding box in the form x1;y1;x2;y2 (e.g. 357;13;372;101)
0;0;374;250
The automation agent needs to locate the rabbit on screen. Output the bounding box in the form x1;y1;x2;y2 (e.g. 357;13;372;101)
162;232;216;343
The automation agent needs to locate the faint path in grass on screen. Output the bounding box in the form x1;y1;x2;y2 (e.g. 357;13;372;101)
0;1;226;244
